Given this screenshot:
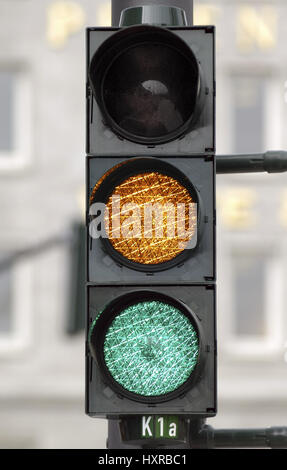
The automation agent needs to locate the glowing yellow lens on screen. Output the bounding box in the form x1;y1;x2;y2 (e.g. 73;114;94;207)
104;171;196;265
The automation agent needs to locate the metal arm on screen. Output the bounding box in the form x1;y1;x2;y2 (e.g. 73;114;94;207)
191;425;287;449
216;151;287;174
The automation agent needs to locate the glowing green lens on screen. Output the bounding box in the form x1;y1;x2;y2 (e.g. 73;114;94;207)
103;300;199;396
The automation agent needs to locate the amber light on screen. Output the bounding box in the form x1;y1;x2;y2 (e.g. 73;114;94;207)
104;171;195;265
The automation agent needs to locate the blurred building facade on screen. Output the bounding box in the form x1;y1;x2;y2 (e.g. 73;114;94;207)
0;0;286;448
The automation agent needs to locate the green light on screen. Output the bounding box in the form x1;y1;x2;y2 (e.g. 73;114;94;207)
103;300;199;396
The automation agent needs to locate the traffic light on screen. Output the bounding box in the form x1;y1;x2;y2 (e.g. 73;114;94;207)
87;25;215;154
86;21;216;419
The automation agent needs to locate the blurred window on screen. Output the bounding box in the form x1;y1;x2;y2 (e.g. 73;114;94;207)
225;247;284;359
0;71;14;152
0;265;12;333
233;252;266;337
0;67;31;170
232;75;266;154
0;257;33;355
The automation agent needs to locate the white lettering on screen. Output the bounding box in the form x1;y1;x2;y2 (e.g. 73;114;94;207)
158;417;164;437
169;422;177;437
142;416;152;437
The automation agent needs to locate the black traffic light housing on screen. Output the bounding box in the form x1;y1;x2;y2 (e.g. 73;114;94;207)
86;25;215;156
86;285;216;417
86;21;216;420
87;155;215;284
84;0;287;450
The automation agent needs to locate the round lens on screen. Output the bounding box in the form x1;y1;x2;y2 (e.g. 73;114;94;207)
103;299;199;396
104;171;196;264
103;43;197;140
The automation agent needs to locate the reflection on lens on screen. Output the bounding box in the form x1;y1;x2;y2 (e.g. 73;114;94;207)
103;43;197;140
103;299;199;396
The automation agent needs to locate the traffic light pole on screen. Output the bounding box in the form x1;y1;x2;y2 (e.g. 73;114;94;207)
112;0;193;27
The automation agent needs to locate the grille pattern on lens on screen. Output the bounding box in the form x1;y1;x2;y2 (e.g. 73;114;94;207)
104;171;196;264
103;300;199;396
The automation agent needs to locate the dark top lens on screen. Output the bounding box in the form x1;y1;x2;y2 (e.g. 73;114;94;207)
103;42;197;139
89;26;204;144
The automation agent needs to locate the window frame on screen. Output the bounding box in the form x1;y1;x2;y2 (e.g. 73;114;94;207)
217;67;283;163
0;64;32;171
230;70;282;154
0;257;33;356
218;234;285;361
